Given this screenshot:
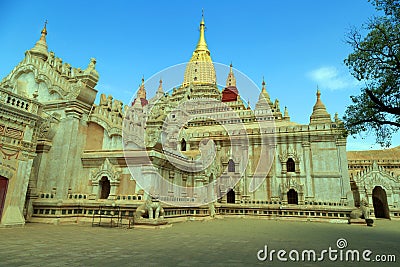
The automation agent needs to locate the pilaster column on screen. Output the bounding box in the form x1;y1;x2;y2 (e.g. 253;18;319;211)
302;141;313;200
336;138;353;204
89;181;99;200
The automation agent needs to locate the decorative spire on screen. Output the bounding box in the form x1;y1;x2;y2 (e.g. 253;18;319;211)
314;88;326;111
29;20;49;61
261;77;268;93
154;78;164;99
131;76;148;107
157;78;163;93
310;87;331;124
137;76;146;99
182;11;217;87
274;99;280;111
255;77;273;110
283;106;290;121
225;63;236;87
195;9;209;53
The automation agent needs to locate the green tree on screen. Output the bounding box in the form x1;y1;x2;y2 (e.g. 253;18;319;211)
343;0;400;147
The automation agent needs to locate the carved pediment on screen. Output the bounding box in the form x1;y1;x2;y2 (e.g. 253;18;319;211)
353;161;399;191
279;150;301;163
90;158;121;183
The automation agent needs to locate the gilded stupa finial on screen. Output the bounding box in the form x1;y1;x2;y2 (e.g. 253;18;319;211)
28;20;49;60
138;76;146;99
42;20;48;35
182;11;216;87
262;77;266;91
195;9;208;53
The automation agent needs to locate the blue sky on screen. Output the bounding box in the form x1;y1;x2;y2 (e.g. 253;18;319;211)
0;0;398;150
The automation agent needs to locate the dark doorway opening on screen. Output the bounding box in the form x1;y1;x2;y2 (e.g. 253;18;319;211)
227;189;235;204
372;186;390;219
287;189;298;205
99;177;110;199
0;176;9;222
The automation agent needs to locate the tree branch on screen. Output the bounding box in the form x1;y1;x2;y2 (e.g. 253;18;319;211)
349;118;400;127
366;89;400;115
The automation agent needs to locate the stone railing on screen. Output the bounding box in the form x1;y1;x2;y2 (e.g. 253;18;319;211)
0;87;41;116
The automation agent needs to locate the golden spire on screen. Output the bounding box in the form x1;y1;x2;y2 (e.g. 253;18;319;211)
40;20;48;41
259;77;272;104
195;9;209;53
29;20;49;61
137;76;147;99
261;77;266;93
182;11;216;87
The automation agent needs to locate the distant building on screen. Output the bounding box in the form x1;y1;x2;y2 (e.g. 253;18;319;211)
348;146;400;218
0;17;398;227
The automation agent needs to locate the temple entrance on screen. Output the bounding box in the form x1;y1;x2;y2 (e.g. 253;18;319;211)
287;189;298;205
227;189;235;204
372;186;390;219
99;176;110;199
0;176;8;221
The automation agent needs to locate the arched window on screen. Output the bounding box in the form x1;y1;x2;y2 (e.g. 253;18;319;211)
287;189;298;205
99;176;110;199
228;159;235;172
286;158;295;172
181;138;187;151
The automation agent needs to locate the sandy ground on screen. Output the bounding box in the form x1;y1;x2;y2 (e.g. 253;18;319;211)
0;217;399;266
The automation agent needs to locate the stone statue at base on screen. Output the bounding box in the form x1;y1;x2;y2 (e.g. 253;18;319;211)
134;198;167;226
349;197;373;226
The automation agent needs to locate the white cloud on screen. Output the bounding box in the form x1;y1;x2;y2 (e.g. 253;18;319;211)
308;66;359;90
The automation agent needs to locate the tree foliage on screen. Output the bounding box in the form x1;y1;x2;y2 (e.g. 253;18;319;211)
343;0;400;147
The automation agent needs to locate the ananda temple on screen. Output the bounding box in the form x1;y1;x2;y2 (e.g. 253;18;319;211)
1;16;400;227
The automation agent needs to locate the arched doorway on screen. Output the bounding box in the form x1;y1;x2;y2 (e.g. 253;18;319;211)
287;189;298;205
99;176;110;199
0;176;8;221
372;186;390;219
227;189;235;204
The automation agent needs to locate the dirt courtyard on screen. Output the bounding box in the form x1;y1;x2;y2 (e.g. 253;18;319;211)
0;218;399;266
